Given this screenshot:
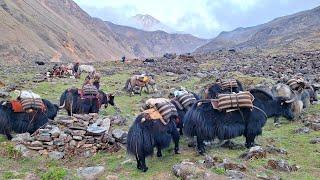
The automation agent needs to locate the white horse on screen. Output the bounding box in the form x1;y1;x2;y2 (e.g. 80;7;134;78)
79;65;96;74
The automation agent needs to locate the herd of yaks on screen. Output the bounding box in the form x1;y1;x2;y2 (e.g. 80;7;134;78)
0;72;319;173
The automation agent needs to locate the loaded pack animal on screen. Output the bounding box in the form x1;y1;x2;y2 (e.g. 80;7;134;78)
201;79;244;99
59;86;114;116
170;90;200;135
124;74;156;96
127;98;180;172
183;89;295;155
0;92;59;140
271;79;316;124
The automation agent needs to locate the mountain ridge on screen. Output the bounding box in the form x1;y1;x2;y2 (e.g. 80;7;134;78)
196;5;320;54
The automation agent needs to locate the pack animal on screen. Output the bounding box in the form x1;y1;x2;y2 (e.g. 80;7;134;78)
0;99;59;140
59;88;114;116
127;111;180;172
183;90;294;155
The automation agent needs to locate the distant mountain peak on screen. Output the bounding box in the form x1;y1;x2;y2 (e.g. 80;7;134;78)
130;14;173;33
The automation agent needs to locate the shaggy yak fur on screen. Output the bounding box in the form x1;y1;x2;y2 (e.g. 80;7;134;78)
203;79;244;99
0;99;59;140
170;92;200;135
127;115;180;172
183;89;294;155
59;88;114;116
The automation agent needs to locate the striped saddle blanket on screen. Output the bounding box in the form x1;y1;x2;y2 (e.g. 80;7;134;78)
218;79;238;90
174;93;197;110
287;78;305;91
211;91;254;112
11;98;45;113
82;84;99;96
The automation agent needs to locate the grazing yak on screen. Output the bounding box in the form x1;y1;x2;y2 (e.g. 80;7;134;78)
271;83;316;123
183;89;294;155
124;74;156;96
127;113;180;172
201;79;244;99
59;88;114;116
0;99;59;140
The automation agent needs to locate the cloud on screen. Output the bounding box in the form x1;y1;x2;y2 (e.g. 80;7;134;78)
74;0;320;38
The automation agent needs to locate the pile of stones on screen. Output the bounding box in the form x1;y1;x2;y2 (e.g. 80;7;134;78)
13;114;128;159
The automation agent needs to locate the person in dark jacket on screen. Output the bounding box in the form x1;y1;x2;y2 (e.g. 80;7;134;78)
73;62;80;78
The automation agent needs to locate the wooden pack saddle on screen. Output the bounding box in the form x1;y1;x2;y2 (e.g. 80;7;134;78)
11;98;45;113
218;79;238;90
82;84;99;96
287;78;305;91
211;91;254;111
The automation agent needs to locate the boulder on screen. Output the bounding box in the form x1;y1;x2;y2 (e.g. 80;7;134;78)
267;159;298;172
48;151;65;160
112;129;127;144
77;166;105;180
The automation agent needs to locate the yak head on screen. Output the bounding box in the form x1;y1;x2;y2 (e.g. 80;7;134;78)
275;97;295;120
206;83;222;99
99;91;115;108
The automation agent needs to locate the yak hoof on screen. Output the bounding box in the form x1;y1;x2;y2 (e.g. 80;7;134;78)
197;148;205;156
157;152;162;157
141;167;148;172
174;149;180;154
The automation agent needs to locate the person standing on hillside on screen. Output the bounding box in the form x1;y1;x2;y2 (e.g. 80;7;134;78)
121;56;126;63
73;62;80;78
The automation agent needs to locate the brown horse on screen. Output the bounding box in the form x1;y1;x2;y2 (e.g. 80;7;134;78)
124;75;156;96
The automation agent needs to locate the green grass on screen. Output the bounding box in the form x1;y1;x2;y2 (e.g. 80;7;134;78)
0;62;319;179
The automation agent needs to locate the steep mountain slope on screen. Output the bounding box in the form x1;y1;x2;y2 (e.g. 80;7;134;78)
0;0;206;63
105;21;207;57
196;6;320;54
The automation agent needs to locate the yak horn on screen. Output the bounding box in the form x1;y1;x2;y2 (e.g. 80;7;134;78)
59;102;66;109
285;98;295;104
1;101;7;106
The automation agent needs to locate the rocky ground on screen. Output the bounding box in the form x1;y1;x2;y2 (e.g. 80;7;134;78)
0;50;320;179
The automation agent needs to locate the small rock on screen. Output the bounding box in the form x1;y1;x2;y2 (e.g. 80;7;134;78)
71;130;86;136
166;72;175;76
15;144;32;157
225;170;246;179
219;159;247;172
112;129;127;144
265;145;287;155
48;151;65;160
310;123;320;131
267;159;298;172
30;141;43;147
294;127;310;134
73;136;83;141
0;90;10;98
239;146;267;160
12;133;33;142
49;126;61;138
77;166;105;180
196;72;207;78
87;123;107;135
310;137;320;144
37;133;52;142
204;155;215;168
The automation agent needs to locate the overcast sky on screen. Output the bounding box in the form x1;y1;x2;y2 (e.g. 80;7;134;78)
74;0;320;39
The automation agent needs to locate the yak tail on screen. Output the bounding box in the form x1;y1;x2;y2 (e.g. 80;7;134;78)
183;102;201;137
59;90;67;106
127;115;154;158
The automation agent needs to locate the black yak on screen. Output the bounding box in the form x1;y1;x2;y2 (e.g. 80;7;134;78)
0;99;59;140
59;88;114;116
184;89;294;155
127;114;180;172
170;92;200;135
